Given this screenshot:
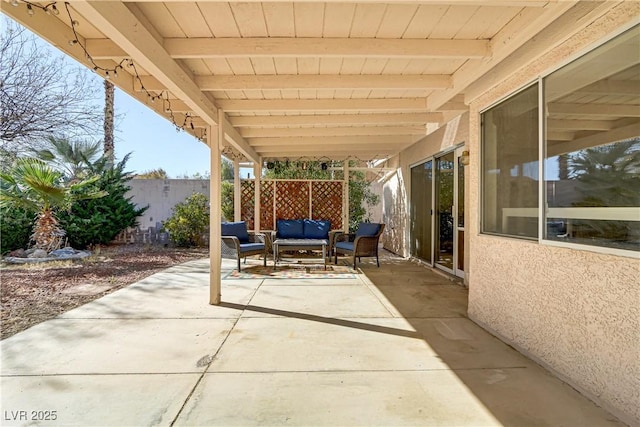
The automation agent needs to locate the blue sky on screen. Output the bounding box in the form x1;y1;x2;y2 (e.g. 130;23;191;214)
112;89;212;178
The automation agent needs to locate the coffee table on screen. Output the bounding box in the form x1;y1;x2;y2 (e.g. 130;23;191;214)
273;238;328;270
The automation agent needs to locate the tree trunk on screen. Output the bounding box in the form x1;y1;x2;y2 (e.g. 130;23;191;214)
103;80;115;163
558;153;569;180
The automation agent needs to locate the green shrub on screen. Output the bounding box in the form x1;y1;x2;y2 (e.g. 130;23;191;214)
0;205;34;254
59;155;147;249
221;180;234;221
163;192;209;247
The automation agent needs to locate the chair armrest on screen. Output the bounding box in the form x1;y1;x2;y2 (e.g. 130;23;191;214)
248;232;266;244
221;236;241;255
252;231;274;254
335;232;356;243
353;235;380;256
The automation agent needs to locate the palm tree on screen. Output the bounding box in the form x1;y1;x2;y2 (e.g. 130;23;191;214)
103;80;115;164
135;168;168;179
35;136;102;182
569;139;640;240
570;139;640;207
0;158;106;251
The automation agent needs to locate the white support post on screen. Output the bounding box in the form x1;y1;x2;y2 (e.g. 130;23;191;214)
309;181;313;218
344;161;350;232
253;160;262;232
209;121;222;305
233;159;241;222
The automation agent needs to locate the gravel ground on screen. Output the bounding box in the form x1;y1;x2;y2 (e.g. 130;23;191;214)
0;245;208;340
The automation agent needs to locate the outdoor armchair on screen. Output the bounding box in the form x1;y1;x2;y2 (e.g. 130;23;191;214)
334;223;385;269
221;221;267;271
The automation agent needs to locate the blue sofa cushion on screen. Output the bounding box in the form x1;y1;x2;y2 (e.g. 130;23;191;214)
356;223;380;237
277;219;304;239
335;241;354;252
222;221;250;243
304;219;331;239
239;242;265;253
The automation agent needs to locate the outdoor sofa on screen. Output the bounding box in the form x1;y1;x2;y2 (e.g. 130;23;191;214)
271;219;340;265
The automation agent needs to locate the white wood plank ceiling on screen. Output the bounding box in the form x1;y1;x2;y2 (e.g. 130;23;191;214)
3;1;636;163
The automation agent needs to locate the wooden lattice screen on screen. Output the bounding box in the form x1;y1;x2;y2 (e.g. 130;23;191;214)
240;180;255;230
312;181;343;230
275;181;310;221
260;180;275;230
240;179;344;231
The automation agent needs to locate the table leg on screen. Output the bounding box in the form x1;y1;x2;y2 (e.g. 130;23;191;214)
322;244;327;270
273;243;278;269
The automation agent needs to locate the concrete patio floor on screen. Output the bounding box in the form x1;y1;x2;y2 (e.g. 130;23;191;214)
1;252;624;426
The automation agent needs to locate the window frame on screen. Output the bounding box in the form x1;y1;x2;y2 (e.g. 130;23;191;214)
479;81;540;241
478;24;639;259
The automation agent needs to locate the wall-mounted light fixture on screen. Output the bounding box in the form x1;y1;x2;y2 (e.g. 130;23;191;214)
460;150;470;166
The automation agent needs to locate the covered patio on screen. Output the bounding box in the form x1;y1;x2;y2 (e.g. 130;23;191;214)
0;255;623;426
2;1;638;425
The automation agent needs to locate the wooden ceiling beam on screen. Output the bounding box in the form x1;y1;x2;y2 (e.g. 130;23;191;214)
576;80;640;96
546;131;575;141
172;114;208;128
164;38;489;59
255;148;408;160
436;94;468;111
221;114;260;163
229;113;442;127
548;122;640;157
429;1;581;110
462;2;631;107
240;126;426;138
71;1;220;126
248;135;418;146
0;3;204;140
87;37;488;60
195;74;452;91
547;119;614;131
256;150;393;161
124;0;551;6
216;98;428;113
136;74;451;91
85;38;127;59
548;103;640;117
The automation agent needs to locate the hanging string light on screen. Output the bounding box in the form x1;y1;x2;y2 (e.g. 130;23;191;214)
17;0;204;142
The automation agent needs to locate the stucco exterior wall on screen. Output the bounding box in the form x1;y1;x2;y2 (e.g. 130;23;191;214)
127;179;211;230
466;5;639;424
381;114;469;258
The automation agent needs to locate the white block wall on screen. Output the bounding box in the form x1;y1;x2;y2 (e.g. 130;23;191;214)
127;179;211;230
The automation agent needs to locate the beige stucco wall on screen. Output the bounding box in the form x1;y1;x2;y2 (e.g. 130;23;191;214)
466;5;639;425
382;4;640;424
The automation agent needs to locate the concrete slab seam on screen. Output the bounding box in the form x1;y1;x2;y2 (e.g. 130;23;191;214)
169;279;263;426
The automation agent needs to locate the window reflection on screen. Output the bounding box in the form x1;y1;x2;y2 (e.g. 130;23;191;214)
481;84;539;238
544;26;640;252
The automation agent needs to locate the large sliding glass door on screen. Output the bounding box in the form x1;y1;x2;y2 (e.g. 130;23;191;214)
410;147;465;278
435;152;455;271
410;160;433;263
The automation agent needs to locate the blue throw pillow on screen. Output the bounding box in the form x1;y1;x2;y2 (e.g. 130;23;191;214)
277;219;304;239
221;221;250;243
304;219;331;239
356;222;380;237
